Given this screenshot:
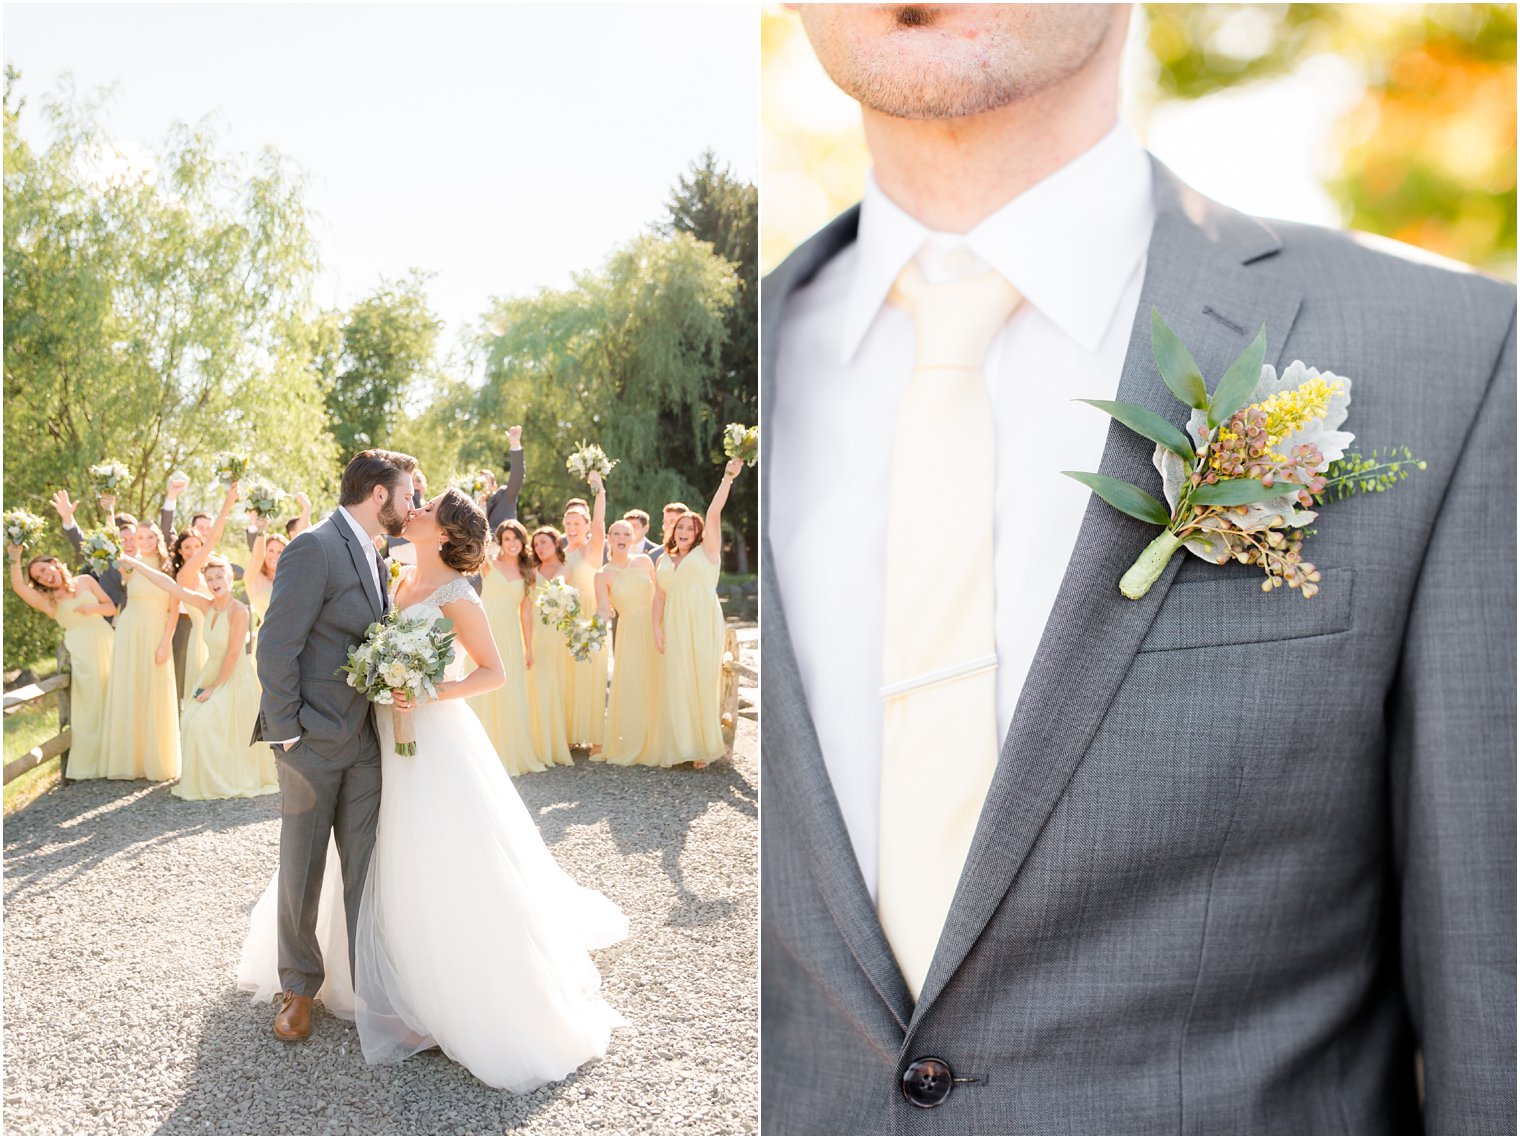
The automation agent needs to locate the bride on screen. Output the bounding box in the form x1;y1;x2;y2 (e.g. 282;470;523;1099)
237;488;628;1091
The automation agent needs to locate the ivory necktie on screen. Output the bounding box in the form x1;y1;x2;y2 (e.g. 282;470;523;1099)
878;256;1021;1000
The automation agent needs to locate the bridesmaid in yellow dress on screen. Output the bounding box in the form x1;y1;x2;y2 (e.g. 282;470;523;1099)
170;483;239;704
102;522;181;781
7;546;117;780
120;553;278;800
468;520;545;776
562;470;608;750
595;520;664;766
526;526;574;767
245;490;309;646
656;458;743;768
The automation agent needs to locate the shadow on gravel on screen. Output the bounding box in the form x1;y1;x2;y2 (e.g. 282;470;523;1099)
523;760;756;929
3;782;275;907
157;987;603;1135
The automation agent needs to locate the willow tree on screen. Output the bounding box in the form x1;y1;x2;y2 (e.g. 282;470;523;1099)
4;71;338;667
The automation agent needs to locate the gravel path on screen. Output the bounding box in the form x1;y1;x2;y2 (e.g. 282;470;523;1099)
3;627;758;1136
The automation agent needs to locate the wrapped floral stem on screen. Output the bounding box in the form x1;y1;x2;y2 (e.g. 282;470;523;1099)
1065;309;1422;601
392;691;418;757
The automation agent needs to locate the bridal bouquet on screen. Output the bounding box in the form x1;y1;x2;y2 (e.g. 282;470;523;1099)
338;612;458;756
213;450;251;486
81;529;121;576
242;475;285;518
451;471;490;504
565;441;617;483
534;576;580;628
89;459;131;497
3;509;46;550
1065;311;1422;600
723;422;760;467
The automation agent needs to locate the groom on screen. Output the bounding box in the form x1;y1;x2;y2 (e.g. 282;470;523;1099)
253;448;416;1041
762;5;1514;1134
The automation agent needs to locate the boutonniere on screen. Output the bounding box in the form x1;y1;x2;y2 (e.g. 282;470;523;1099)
386;557;403;594
1065;310;1425;600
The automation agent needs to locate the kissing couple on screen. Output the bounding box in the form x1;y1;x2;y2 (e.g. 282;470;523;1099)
236;449;627;1091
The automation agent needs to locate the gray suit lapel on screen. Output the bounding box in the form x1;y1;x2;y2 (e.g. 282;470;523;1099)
910;159;1305;1019
338;515;383;621
763;209;917;1032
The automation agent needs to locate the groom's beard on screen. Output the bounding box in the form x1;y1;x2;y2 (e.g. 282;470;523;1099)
378;491;409;538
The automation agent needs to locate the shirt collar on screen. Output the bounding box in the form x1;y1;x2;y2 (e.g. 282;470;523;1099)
839;122;1156;361
335;506;374;553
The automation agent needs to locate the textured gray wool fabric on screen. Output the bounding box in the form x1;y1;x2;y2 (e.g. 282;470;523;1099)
759;159;1517;1136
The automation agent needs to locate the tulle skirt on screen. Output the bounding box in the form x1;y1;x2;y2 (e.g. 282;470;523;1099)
236;696;627;1091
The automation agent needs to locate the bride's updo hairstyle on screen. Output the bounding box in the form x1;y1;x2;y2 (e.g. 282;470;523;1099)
434;488;488;574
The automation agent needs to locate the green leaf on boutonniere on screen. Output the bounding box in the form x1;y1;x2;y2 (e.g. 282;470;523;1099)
1207;324;1268;429
1151;308;1208;410
1062;471;1172;527
1190;477;1304;507
1078;399;1196;462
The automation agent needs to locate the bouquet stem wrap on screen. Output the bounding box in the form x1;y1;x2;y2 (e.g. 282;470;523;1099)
392;695;417;757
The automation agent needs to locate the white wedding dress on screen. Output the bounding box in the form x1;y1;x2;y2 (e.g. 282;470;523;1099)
237;576;628;1091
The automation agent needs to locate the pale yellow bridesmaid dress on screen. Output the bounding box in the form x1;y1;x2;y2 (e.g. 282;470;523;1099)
181;600;207;702
53;593;114;781
102;569;180;780
601;564;663;766
467;567;545;776
175;603;278;800
526;574;574;767
563;547;608;748
656;551;726;765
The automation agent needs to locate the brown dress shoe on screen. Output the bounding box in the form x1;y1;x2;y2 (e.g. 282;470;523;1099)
273;990;313;1041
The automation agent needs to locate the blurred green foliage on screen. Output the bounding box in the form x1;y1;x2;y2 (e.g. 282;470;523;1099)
1145;3;1516;275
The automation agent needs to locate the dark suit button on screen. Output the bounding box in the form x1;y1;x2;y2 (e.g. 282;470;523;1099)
901;1057;953;1108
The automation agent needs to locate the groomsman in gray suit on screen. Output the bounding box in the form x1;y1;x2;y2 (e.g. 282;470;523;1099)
484;424;527;532
761;6;1514;1134
253;448;415;1042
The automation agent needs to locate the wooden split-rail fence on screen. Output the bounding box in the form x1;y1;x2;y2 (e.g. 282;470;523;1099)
3;643;72;786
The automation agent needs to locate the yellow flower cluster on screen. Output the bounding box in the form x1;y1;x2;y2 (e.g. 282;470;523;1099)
1255;377;1344;445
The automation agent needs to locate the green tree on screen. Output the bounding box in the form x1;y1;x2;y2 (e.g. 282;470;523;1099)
319;271;441;455
661;150;758;570
4;72;338;667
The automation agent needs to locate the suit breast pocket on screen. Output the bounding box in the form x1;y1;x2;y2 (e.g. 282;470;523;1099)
1138;567;1355;653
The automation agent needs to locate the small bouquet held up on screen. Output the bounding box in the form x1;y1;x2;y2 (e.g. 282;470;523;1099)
451;471;491;504
338;612;458;756
213;450;252;486
80;529;121;576
1065;310;1423;600
565;441;617;484
723;422;760;467
3;509;46;550
89;459;131;497
242;475;285;519
533;577;610;661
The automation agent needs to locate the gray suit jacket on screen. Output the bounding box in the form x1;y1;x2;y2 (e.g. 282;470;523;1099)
485;446;526;532
760;160;1516;1135
253;514;389;761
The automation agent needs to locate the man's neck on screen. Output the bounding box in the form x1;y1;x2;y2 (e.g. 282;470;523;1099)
863;68;1120;234
339;504;381;543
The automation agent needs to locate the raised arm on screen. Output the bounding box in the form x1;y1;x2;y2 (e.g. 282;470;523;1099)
178;483;238;584
291;492;311;537
50;490;86;557
503;425;525;514
587;468;607;563
8;546;56;617
256;531;328;743
119;553;214;611
703;458;743;561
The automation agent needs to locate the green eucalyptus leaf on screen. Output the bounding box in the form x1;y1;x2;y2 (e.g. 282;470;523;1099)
1207;324;1267;428
1063;471;1172;527
1150;308;1208;410
1190;477;1304;507
1079;399;1196;461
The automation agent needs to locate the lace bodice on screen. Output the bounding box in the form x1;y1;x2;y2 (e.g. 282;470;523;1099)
398;573;483;617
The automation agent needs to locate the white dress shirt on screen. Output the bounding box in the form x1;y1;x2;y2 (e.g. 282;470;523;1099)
769;123;1157;900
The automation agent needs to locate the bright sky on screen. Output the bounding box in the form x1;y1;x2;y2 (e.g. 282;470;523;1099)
5;3;759;367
